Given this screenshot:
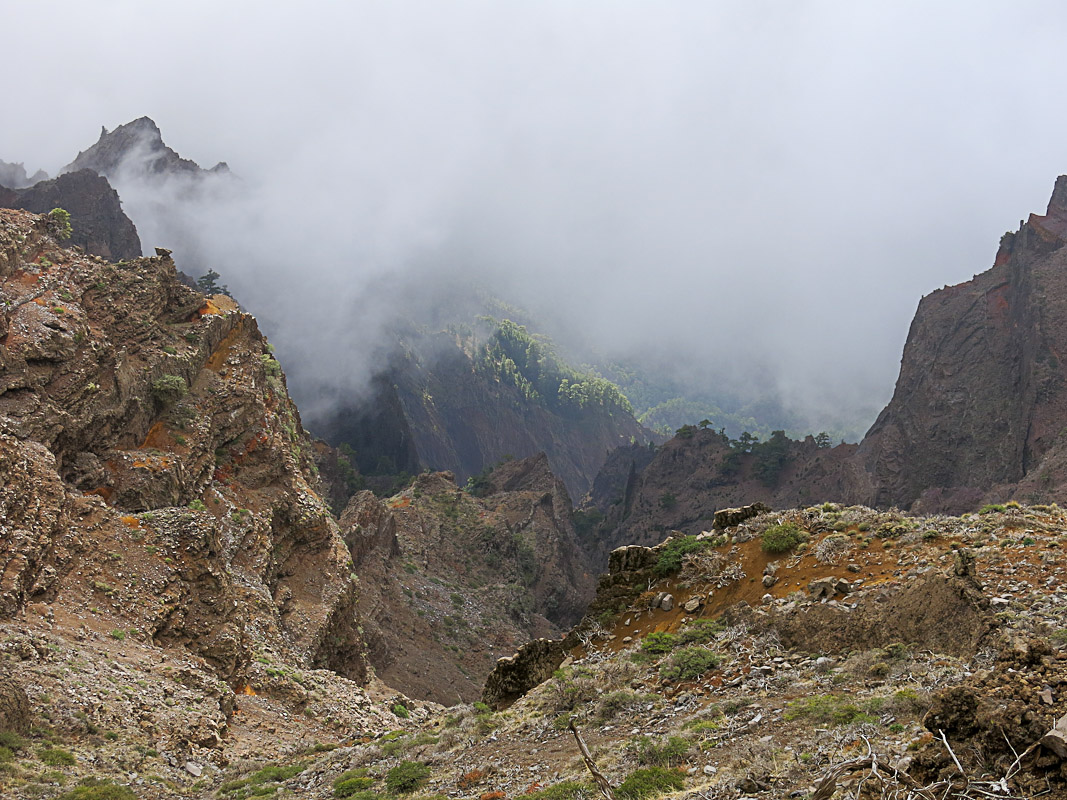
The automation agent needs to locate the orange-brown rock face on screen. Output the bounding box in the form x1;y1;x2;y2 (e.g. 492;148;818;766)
336;455;596;704
0;207;365;684
859;175;1067;511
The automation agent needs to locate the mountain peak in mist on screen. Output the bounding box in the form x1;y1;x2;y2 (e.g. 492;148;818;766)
61;116;230;180
0;159;48;189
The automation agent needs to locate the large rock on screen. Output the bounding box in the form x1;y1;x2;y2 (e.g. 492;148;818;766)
482;638;567;710
0;671;30;733
714;502;771;529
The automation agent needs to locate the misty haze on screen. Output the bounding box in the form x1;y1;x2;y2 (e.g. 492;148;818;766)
5;2;1067;447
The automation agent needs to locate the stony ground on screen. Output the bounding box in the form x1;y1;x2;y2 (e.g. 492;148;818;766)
4;502;1067;799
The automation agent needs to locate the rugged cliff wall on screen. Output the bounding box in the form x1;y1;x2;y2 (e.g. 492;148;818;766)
860;175;1067;510
336;454;596;704
585;176;1067;524
0;170;142;261
318;330;649;500
0;208;364;684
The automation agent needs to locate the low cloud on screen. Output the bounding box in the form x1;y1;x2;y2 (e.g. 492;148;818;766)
5;2;1067;436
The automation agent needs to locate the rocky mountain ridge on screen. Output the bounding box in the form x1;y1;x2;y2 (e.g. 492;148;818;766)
0;170;141;262
337;454;596;705
62;118;230;180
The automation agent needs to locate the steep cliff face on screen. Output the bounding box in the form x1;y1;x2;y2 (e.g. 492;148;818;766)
1;169;142;261
317;329;649;500
582;430;864;559
0;208;365;685
335;454;595;704
860;175;1067;510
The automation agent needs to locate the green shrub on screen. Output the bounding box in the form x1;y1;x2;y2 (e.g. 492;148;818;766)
250;764;306;783
676;619;723;645
56;782;137;800
890;688;930;716
615;767;686;800
635;735;690;766
784;694;876;726
979;504;1006;515
334;771;375;798
0;730;27;751
594;690;647;723
393;703;410;719
640;632;676;654
151;374;187;405
48;208;73;241
39;746;76;766
260;354;281;377
760;522;805;554
385;761;430;795
547;667;598;712
659;647;721;682
653;536;709;576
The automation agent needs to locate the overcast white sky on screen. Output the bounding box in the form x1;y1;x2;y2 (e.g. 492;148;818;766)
5;1;1067;433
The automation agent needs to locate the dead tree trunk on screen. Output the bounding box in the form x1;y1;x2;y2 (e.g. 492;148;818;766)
569;718;615;800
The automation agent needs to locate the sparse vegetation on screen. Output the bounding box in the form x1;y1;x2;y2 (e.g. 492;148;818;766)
56;782;137;800
784;694;877;726
761;521;805;553
334;769;374;798
659;647;721;682
48;208;73;241
523;781;594;800
38;746;76;766
615;767;686;800
151;374;187;405
653;535;709;576
634;735;690;766
385;761;430;794
640;632;676;654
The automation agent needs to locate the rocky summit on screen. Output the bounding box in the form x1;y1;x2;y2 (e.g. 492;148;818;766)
62;118;230;181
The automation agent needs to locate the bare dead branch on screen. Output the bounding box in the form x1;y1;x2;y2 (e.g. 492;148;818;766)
569;718;615;800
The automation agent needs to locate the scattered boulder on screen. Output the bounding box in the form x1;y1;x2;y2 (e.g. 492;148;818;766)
0;671;30;733
1042;713;1067;758
714;503;771;530
808;577;851;599
481;638;567;710
808;578;838;600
